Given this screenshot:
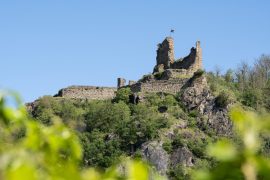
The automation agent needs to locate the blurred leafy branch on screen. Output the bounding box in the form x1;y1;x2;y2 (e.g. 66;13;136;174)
0;91;164;180
2;88;270;180
193;106;270;180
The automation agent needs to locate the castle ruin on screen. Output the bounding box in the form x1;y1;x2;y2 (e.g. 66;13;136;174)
125;37;203;95
53;37;203;100
154;37;202;76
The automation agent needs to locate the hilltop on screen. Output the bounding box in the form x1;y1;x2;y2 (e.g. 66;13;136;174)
26;37;270;179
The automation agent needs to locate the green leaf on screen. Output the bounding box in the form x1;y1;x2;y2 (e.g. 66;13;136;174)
207;140;237;161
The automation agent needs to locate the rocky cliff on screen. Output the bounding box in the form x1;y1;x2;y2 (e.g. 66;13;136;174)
140;73;233;177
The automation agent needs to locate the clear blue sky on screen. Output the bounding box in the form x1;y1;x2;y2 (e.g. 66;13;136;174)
0;0;270;102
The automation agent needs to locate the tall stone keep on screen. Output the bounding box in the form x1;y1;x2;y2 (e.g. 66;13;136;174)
117;78;126;88
156;37;175;70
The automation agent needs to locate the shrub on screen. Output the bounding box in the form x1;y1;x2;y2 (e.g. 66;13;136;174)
187;117;197;127
113;87;132;103
168;165;191;180
193;69;205;78
163;95;178;107
138;74;153;82
154;72;164;80
163;140;173;153
240;88;262;109
189;110;199;118
187;140;206;158
145;93;162;106
215;91;231;108
172;134;185;149
168;106;188;120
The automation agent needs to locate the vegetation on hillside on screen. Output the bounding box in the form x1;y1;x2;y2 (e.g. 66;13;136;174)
0;92;164;180
31;93;175;168
208;55;270;111
1;55;270;179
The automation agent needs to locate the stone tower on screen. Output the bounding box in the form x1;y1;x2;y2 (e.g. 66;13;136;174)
195;41;203;70
117;78;126;88
155;37;175;70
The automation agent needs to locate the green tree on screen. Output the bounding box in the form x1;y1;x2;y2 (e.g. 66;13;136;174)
241;88;262;109
80;130;122;168
224;69;234;83
114;88;132;103
0;92;164;180
85;101;130;132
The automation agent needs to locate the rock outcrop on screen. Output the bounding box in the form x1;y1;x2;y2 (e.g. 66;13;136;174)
170;147;194;167
181;75;233;135
142;141;169;175
139;75;232;177
142;141;194;176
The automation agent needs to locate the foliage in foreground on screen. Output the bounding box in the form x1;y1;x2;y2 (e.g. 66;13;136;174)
193;106;270;180
0;92;164;180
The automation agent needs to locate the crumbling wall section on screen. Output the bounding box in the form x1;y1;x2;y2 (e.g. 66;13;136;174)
130;79;188;95
170;41;202;76
55;86;116;100
171;48;196;70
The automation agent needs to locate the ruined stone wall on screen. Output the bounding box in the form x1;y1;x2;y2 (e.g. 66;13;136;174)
171;48;196;70
130;79;188;95
55;86;116;100
170;41;202;76
154;38;203;76
156;37;174;69
161;69;193;80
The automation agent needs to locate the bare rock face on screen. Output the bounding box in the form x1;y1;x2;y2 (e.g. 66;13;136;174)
141;141;195;177
203;106;232;135
181;75;212;111
141;141;169;175
170;147;194;168
181;75;233;135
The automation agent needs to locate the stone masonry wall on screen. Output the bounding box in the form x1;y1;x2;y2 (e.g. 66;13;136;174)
55;86;117;100
130;79;188;95
170;41;202;76
156;37;175;69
